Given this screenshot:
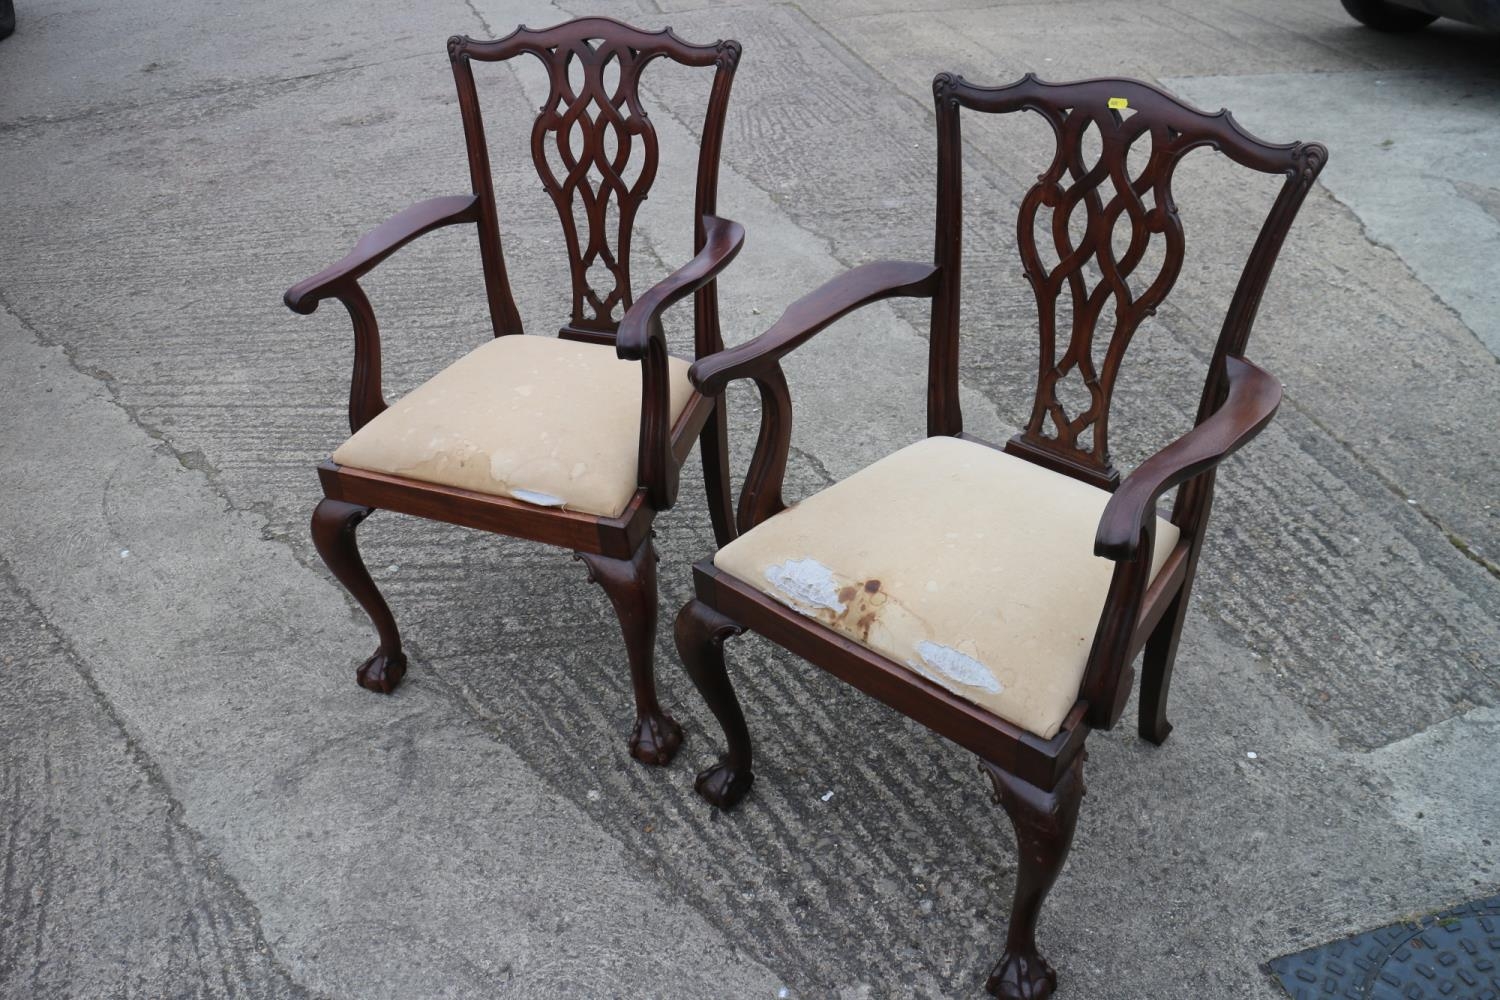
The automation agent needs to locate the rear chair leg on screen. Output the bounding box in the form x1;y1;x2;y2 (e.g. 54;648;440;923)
1140;589;1190;745
310;498;407;694
674;599;752;809
699;399;737;549
980;752;1086;1000
576;536;682;766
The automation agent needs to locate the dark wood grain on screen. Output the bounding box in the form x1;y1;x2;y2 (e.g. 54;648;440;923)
1076;355;1282;734
285;17;743;760
674;599;751;807
577;537;682;766
329;283;387;435
282;195;481;314
676;73;1324;998
616;216;745;361
282;196;483;433
687;260;938;535
310;499;407;694
1094;355;1281;560
929;73;1324;493
735;362;793;535
982;753;1086;1000
617;215;745;510
449;18;741;343
317;461;654;558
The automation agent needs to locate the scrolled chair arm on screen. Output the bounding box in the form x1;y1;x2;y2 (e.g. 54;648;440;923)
619;214;745;511
615;214;745;361
282;194;481;433
681;259;939;534
283;194;482;313
1078;356;1280;730
1094;355;1283;561
687;259;939;395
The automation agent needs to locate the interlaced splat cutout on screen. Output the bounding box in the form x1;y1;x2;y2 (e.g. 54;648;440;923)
931;73;1325;489
1014;102;1185;480
448;19;741;342
529;38;659;327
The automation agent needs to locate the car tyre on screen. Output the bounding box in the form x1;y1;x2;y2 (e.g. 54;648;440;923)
1340;0;1440;30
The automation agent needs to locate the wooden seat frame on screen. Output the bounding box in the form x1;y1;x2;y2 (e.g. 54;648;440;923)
673;73;1325;997
285;17;743;766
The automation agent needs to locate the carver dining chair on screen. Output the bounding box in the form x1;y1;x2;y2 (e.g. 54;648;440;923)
284;17;743;766
674;74;1325;996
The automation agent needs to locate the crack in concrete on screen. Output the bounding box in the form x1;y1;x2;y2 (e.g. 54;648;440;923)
0;292;233;492
461;0;498;41
1292;155;1496;357
0;51;433;135
0;554;325;1000
4;286;547;875
788;443;838;490
3;7;1492;992
0;291;471;815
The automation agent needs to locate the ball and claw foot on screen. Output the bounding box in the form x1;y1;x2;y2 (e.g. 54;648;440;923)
355;648;407;694
694;760;753;809
629;712;683;766
985;949;1057;999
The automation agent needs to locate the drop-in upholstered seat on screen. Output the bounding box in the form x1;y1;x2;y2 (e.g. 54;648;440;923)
673;73;1323;998
712;435;1179;739
334;336;696;518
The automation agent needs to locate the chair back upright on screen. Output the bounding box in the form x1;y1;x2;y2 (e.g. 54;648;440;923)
449;18;742;357
928;73;1326;491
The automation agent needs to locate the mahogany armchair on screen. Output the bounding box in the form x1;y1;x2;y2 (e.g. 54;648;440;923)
674;75;1325;997
285;18;743;766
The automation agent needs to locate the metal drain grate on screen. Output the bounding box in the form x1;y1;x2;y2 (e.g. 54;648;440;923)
1269;894;1500;999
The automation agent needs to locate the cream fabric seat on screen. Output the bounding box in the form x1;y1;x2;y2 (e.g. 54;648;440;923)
712;436;1180;739
332;335;695;518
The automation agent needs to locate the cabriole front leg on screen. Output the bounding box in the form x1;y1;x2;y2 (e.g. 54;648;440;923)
674;599;752;809
576;536;682;766
310;498;407;694
980;752;1086;1000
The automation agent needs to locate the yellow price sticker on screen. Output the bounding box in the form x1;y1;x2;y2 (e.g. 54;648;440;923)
1108;97;1129;110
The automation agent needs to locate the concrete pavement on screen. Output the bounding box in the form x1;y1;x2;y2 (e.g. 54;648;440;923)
1;0;1496;997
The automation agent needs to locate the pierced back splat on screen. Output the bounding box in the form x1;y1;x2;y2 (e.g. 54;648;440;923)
448;19;741;347
535;39;655;330
928;74;1326;489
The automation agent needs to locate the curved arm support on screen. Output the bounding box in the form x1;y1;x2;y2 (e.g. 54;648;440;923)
620;215;744;511
688;260;939;395
335;282;387;434
737;363;793;534
282;194;481;314
1094;356;1281;561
